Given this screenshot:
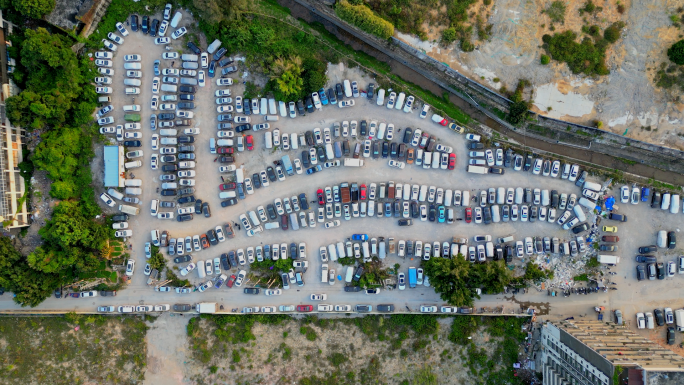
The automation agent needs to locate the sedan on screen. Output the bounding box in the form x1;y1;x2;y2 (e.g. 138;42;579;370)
310;294;327;301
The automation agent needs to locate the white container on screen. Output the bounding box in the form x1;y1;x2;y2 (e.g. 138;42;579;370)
219;191;236;199
123;63;141;70
125;187;142;195
279;101;287;117
197;260;206;278
345;266;354;283
181;54;198;62
462;191;470;206
444;189;453;206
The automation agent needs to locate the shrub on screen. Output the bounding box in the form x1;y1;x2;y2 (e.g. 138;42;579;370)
328;352;348;367
546;30;610;75
335;0;395;40
667;40;684;65
545;1;567;23
441;27;458;45
604;22;625;43
540;55;550;65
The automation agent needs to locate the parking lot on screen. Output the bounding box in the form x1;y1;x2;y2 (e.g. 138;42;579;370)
2;8;684;345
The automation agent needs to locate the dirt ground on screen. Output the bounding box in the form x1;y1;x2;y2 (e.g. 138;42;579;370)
396;0;684;150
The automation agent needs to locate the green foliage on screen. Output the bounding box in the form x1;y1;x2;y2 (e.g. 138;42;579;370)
413;365;438;385
540;54;550;65
544;30;610;76
511;262;554;285
335;0;395;40
441;27;458;46
585;257;601;268
545;1;567;23
190;0;247;25
603;22;625;43
581;0;596;14
300;326;317;341
506;80;531;125
232;349;241;363
337;257;357;266
148;247;166;271
203;314;290;344
573;273;589;281
364;0;439;39
328;352;348;367
448;316;479;345
10;0;55;19
667;39;684;65
421;256;474;306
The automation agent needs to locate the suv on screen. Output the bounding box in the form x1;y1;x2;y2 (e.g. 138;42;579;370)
355;305;372;313
377;304;394;312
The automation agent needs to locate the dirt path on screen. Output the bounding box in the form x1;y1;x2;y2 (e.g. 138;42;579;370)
144;314;193;385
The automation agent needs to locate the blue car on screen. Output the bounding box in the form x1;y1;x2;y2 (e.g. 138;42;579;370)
384;202;392;217
208;61;216;78
438;206;446;223
328;88;337;104
306;165;323;175
154;60;160;76
243;99;251;115
641;187;650;202
351;234;369;241
318;88;329;105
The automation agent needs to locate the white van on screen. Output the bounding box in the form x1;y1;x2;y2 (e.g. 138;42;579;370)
268;98;277;115
161;182;177;189
180;77;197;85
209;138;216;154
573;205;586;222
444;189;453;206
497;188;505;204
160;84;177;92
248;211;261;226
418;185;428;202
107;188;124;200
264;115;279;121
657;230;667;248
279;101;287;117
235;169;244;183
197;261;206;278
181;54;198;62
343;80;352;98
541;190;550;206
462;191;470;205
422;152;432;169
578;197;596;210
336;242;345;260
207;39;221;54
123;104;141;112
394;92;406;110
362;241;370;260
291;133;298;150
376;88;385;105
491;205;500;223
264;222;279;230
327;244;337;261
219;191;236;199
431;152;440;169
264;131;273;149
124;63;142;70
583;181;602;192
321;263;328;283
125;187;142;195
260;98;268;115
670;194;680;214
170;11;183;28
159;129;177;136
124;179;142;187
124;160;142;169
661;193;671;210
289;213;299;231
217;139;233;147
125;87;140;95
161;137;177;145
345;266;354;283
325;143;334;160
124;78;141;87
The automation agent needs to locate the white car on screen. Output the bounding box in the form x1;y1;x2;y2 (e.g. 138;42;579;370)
152;77;160;94
171;27;187;39
151;96;159;110
310;294;327;301
123;54;141;62
107;32;124;44
100;193;115;207
403;95;414;113
125;259;135;276
338;100;354;108
124;132;142;139
162;52;179;59
420;305;438;313
151;154;159;170
388;160;405;169
386;92;397;108
101;39;117;51
95;59;112;67
419;104;430;118
155;37;171;45
162;68;179;76
198;71;205;87
265;289;282;296
159;20;169;36
115;22;129;36
95;51;113;59
217;105;234;113
620;186;629;203
335;305;352;312
180;263;196;276
201;53;209;68
99;126;115;134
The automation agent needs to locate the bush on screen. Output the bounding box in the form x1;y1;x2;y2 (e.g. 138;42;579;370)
540;55;550;65
604;22;625;43
328;352;348;367
546;30;610;75
667;40;684;65
441;27;458;46
335;0;395;40
545;1;567;23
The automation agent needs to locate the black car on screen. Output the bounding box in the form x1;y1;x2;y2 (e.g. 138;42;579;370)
668;231;676;249
289;243;298;260
398;144;406;159
124;140;141;147
657;262;665;280
428;205;436;222
344;285;361;292
178;136;195;143
112;214;129;222
202;202;211;218
390;143;398;158
572;223;589;234
173;304;192;312
381;142;389;158
179;85;196;94
360;120;367;136
236;124;251;133
599;245;618;252
267;204;277;219
178;195;196;205
187;42;201;54
206;229;218;245
237;183;245;199
667;327;676;345
54;289;62;298
179;94;195;101
367;83;375;99
403;127;413;143
317;147;326;163
529;206;538;222
305;96;314;113
328;88;336;104
221;66;237;75
551;190;559;208
504;245;513;263
142;15;149;34
174;255;192;264
221;198;238;207
177;214;193;222
655;308;665;326
220;253;230;270
160;189;176;196
213;47;227;61
524;154;533;171
483;207;491;224
469;142;484;150
299;193;309;210
150;19;159;36
296;100;305;115
158;113;175;120
377;304;394;313
130;15;139;32
208;60;216;77
635;255;657;263
243;288;260;295
100;291;116;297
489;167;505;175
266;166;277;181
607;213;627;222
638;245;657;254
177;102;195;110
398;219;413;226
504;149;513;167
218;57;233;67
651;191;662;208
228;251;238;268
178;187;194;195
636;265;646;281
161;164;177;172
252;173;261;189
335;83;344;100
411;201;419;218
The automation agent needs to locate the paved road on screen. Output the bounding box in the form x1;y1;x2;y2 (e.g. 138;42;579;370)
2;13;684;346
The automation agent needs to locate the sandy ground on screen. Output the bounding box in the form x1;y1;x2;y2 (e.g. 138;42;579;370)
144;314;192;385
396;0;684;150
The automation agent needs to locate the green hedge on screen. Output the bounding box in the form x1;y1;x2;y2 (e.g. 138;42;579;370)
335;0;394;40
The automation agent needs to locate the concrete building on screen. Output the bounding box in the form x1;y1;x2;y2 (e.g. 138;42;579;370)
541;320;684;385
0;11;28;230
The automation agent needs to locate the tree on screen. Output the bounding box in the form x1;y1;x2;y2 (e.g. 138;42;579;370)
441;28;457;46
192;0;247;25
0;236;60;307
335;0;395;40
603;22;624;43
469;260;512;294
422;255;474;306
11;0;55;19
668;40;684;65
269;56;304;101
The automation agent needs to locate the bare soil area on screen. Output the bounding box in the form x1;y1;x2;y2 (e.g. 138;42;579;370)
396;0;684;150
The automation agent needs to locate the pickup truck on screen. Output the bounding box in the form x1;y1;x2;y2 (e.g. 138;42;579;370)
340;182;351;203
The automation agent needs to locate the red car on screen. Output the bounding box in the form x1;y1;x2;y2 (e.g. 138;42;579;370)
448;153;456;170
226;274;236;288
219;183;237;191
218;147;234;154
360;184;367;200
245;135;254;151
317;188;325;205
200;234;210;249
297;305;313;312
465;207;472;223
280;214;288;230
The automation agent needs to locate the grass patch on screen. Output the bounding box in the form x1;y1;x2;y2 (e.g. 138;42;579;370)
574;274;589;281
